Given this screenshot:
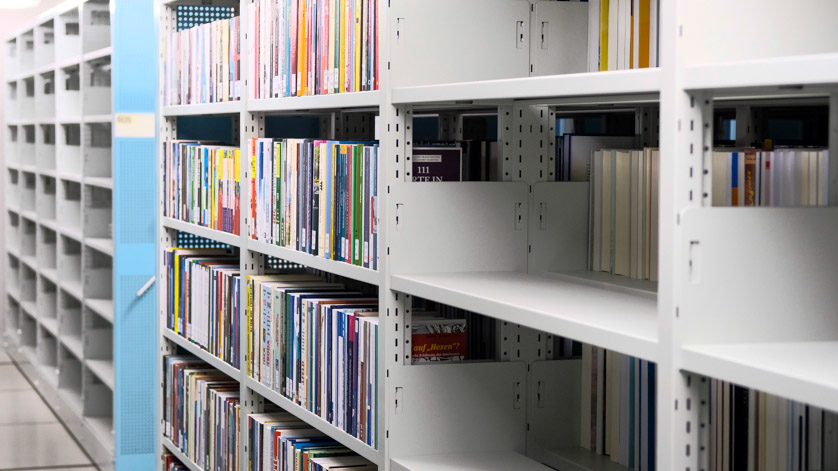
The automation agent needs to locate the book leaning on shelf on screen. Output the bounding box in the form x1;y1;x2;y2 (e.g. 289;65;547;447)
590;148;660;282
163;248;242;368
250;0;378;99
246;274;379;447
163;140;242;235
163;355;240;470
249;412;377;471
580;345;656;470
249;138;379;270
164;14;241;105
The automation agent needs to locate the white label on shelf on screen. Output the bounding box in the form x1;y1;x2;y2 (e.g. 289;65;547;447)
114;113;155;138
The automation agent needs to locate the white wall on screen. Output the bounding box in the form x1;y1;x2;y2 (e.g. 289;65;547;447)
1;0;65;336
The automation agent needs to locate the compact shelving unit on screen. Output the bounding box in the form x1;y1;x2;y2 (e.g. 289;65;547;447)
155;1;838;470
3;1;157;470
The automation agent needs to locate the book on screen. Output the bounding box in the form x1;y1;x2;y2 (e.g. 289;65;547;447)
410;316;467;363
559;134;637;183
163;141;241;235
163;355;240;469
589;0;658;72
164;15;241;105
245;278;380;447
710;148;830;208
580;346;655;468
411;147;462;182
251;0;378;99
589;147;659;281
248;138;378;268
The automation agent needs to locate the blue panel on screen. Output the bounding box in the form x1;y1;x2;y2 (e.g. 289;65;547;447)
113;137;156;470
115;275;155;456
113;0;157;467
113;138;157;470
112;0;156;113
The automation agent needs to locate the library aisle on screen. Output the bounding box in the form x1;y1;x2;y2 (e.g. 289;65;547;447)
0;347;95;470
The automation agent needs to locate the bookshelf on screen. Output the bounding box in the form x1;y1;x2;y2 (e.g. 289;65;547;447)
3;1;158;470
153;1;838;471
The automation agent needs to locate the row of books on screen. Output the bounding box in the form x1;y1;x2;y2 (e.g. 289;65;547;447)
708;380;838;471
164;16;242;105
590;148;660;282
163;248;242;368
711;149;830;207
249;0;378;99
163;141;242;236
249;412;377;471
588;0;659;72
580;345;656;470
246;275;379;447
163;355;240;471
249;138;379;269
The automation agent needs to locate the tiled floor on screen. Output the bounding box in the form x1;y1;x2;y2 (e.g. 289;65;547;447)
0;348;97;470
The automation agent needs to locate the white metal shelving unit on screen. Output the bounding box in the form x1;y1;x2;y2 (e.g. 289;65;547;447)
3;1;116;469
154;1;838;470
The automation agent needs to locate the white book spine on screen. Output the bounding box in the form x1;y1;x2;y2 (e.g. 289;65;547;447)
588;0;600;72
601;150;613;272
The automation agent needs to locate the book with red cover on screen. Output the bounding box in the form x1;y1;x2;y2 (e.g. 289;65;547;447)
411;317;467;363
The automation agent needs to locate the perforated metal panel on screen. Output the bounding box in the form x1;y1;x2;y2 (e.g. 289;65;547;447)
265;256;303;271
116;141;155;245
176;5;236;31
116;275;155;455
175;231;232;249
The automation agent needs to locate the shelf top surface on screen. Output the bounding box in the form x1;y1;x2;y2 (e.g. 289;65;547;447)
162;101;243;116
247;90;382;113
247;239;382;286
85;299;113;323
392;68;661;107
162;217;241;247
162;328;240;380
684;52;838;95
392;451;552;471
682;341;838;412
86;359;115;390
391;271;658;361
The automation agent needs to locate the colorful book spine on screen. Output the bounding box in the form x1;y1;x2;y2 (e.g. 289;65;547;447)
162;355;240;469
711;148;830;208
249;138;379;270
249;412;377;471
252;0;378;99
163;248;241;368
163;140;242;236
164;16;241;105
245;277;379;447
